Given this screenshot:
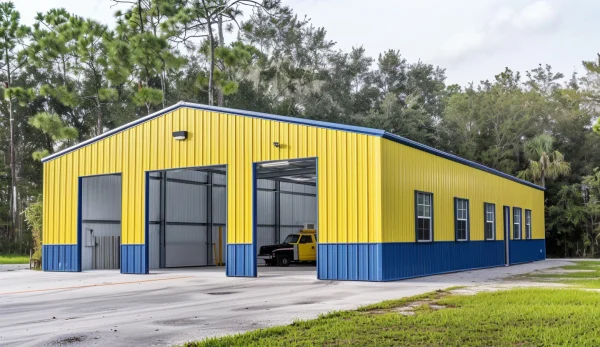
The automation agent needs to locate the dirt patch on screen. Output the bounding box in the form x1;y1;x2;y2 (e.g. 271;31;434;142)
56;335;86;344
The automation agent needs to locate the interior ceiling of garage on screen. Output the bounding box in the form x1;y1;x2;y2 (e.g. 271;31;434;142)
256;159;317;185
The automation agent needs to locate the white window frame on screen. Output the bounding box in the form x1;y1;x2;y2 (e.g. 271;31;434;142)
513;208;522;240
484;203;495;241
455;198;469;241
525;209;532;240
416;191;433;242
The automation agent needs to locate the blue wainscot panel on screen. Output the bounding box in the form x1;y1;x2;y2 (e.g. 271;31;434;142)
318;243;383;281
509;239;546;265
226;244;256;277
121;244;148;274
43;244;80;272
382;241;505;281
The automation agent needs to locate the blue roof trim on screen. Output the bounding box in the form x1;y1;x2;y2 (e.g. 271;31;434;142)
382;132;544;191
41;101;543;191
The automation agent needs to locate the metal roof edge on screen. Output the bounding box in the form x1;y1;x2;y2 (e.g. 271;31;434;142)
41;102;385;162
381;132;545;191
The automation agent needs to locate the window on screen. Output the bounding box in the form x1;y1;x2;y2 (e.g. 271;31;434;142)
525;210;532;239
454;198;469;241
415;191;433;242
484;203;495;240
513;208;522;240
299;235;312;244
283;234;299;244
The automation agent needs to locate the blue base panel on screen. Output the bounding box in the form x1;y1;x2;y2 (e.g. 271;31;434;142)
318;243;383;281
121;244;148;274
226;244;256;277
509;239;546;265
381;241;506;281
42;244;80;272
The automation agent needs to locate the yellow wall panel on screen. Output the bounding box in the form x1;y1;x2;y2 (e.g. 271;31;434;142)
381;139;545;243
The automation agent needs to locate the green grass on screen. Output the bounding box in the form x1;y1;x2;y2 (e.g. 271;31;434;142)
0;254;29;264
183;288;600;347
524;260;600;288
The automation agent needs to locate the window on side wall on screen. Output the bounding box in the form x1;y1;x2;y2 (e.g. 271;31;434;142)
415;191;433;242
525;209;532;239
484;203;495;240
513;207;522;240
454;198;469;241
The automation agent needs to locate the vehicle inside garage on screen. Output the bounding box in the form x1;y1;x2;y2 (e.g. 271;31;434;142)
255;158;318;274
147;166;227;269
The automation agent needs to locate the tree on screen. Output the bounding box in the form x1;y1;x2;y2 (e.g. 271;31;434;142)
28;112;78;160
164;0;280;105
518;134;571;188
0;1;29;238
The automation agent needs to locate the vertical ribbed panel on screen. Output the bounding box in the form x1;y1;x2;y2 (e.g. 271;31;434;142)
317;244;382;281
121;244;148;274
381;139;545;243
509;239;546;264
226;244;255;277
381;241;504;281
42;245;79;272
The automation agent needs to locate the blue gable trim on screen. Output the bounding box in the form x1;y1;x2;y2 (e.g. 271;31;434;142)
41;102;543;191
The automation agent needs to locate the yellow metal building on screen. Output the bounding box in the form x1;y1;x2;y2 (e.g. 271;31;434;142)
42;102;545;281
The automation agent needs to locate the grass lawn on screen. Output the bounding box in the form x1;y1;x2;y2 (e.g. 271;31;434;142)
183;287;600;347
0;254;29;264
525;260;600;288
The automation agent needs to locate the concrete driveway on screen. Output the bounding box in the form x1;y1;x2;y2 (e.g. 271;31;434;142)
0;261;569;347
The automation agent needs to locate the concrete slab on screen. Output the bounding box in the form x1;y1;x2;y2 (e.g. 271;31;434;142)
0;260;571;347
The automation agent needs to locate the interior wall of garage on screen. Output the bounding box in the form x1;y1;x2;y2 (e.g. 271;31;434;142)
256;179;317;252
148;170;227;269
81;175;122;271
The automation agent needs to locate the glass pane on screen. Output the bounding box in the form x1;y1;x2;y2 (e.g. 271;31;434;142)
417;193;423;205
423;194;430;206
417;205;424;217
424;206;431;217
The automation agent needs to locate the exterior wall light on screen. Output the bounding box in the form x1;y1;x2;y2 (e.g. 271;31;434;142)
173;131;188;140
273;142;280;148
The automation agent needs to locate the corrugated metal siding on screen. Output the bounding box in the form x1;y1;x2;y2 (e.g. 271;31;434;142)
317;244;382;281
509;239;546;264
226;244;255;277
380;139;545;242
42;245;79;272
381;241;505;280
121;244;147;274
43;108;382;251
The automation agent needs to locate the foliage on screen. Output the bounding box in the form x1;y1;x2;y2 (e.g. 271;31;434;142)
22;195;42;260
183;288;600;346
0;253;28;264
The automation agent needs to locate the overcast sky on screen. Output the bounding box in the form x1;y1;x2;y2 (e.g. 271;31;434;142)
12;0;600;86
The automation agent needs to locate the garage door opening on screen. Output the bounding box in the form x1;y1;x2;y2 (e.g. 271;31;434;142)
147;166;227;270
254;158;317;277
80;174;122;271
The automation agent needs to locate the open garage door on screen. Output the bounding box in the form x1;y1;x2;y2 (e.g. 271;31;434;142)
80;174;122;271
254;158;317;276
147;166;227;270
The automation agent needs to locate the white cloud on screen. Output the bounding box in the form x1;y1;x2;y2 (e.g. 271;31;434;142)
439;1;559;63
511;1;558;31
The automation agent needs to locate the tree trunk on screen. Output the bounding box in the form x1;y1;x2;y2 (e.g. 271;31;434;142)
96;98;103;135
207;18;215;106
9;97;17;241
216;15;225;107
